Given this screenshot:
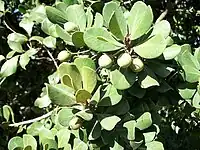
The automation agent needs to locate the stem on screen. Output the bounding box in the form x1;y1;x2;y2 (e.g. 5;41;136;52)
9;110;53;127
0;77;6;86
3;20;16;33
155;9;168;24
71;50;90;55
45;47;58;69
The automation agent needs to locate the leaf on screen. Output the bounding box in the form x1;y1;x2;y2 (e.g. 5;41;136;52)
0;55;5;62
192;92;200;109
41;18;57;37
27;122;45;136
99;115;121;131
56;128;71;148
72;32;85;47
82;66;97;93
134;34;166;59
42;139;58;150
136;112;152;130
178;83;196;99
90;85;101;104
194;47;200;64
145;141;164;150
102;1;119;27
76;109;93;121
3;105;15;122
109;6;127;40
7;33;28;43
86;7;93;28
43;36;56;48
8;41;23;53
123;120;136;140
73;138;88;150
23;134;37;150
128;83;146;98
143;132;156;143
128;1;153;40
74;57;96;73
151;20;171;38
110;141;124;150
182;65;200;83
29;5;46;23
0;0;5;12
19;53;30;70
46;6;68;24
19;17;34;36
29;36;44;44
61;74;74;89
93;13;103;28
55;25;72;43
58;63;82;90
8;137;23;150
138;67;159;88
163;44;181;60
110;69;136;90
0;55;19;77
98;84;122;106
46;84;76;106
84;27;124;52
34;95;51;108
75;89;92;104
66;4;86;31
58;108;74;127
89;121;101;140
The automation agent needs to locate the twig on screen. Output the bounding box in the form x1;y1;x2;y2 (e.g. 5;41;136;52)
3;20;16;33
9;110;53;127
0;77;6;86
45;47;58;69
155;9;168;24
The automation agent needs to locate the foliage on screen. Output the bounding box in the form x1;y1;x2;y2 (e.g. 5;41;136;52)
0;0;199;150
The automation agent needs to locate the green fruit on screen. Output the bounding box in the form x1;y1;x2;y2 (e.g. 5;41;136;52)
130;58;144;72
57;50;71;62
98;54;113;68
69;117;83;130
117;53;132;68
64;22;78;32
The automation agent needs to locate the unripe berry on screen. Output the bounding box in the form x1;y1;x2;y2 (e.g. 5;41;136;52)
130;57;144;72
98;54;113;68
57;50;71;62
69;117;83;130
117;53;132;68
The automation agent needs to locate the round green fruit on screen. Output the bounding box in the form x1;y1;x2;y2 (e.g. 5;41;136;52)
130;58;144;72
117;53;132;68
98;54;113;68
57;50;71;62
69;117;83;130
64;22;78;32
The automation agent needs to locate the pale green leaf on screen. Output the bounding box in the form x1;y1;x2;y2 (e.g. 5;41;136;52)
73;138;88;150
151;20;171;38
8;41;23;53
86;7;93;28
8;137;23;150
66;4;86;31
128;1;153;40
123;120;136;140
41;18;57;37
163;44;181;60
46;84;76;106
0;0;5;12
29;5;46;23
0;55;19;77
138;67;159;88
57;108;74;127
19;53;30;70
192;92;200;109
23;134;37;150
102;1;119;27
7;33;28;43
43;36;56;48
110;141;124;150
3;105;15;122
29;36;44;44
56;128;71;148
55;25;72;43
41;139;58;150
82;66;97;93
34;95;51;108
109;6;127;40
99;115;121;131
27;122;45;136
93;13;103;28
134;34;166;59
145;141;164;150
136;112;152;130
0;55;5;62
19;18;34;36
98;84;122;106
76;109;93;121
182;65;200;83
84;27;124;52
110;69;136;90
143;132;156;143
